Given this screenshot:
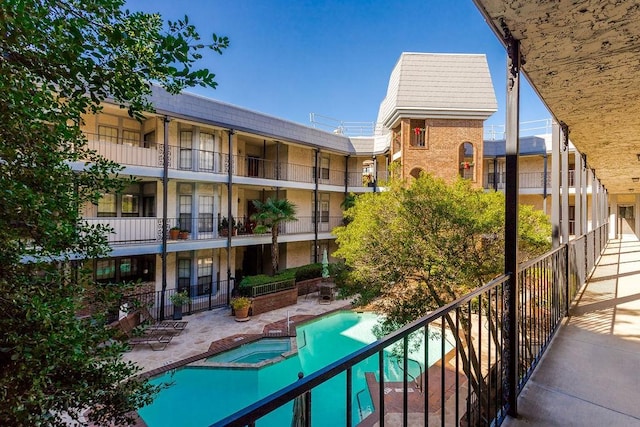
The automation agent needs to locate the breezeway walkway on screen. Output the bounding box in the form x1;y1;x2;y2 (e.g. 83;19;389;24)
504;238;640;426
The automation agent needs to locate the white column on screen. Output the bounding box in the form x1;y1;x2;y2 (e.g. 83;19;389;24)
561;129;569;243
574;151;582;237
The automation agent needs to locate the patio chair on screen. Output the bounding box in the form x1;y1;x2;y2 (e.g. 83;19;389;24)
139;307;188;335
117;314;173;351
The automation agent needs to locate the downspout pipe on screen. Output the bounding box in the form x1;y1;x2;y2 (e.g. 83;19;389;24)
160;116;170;320
314;149;319;263
226;129;234;304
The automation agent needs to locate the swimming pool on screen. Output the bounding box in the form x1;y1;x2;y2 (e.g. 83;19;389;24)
205;338;292;364
139;311;453;426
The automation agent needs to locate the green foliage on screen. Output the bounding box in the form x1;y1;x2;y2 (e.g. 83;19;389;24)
250;198;297;274
0;1;227;425
169;290;190;306
294;263;323;282
239;269;297;288
333;174;551;327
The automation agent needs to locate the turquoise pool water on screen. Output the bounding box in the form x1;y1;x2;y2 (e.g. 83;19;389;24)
139;311;453;427
206;338;291;364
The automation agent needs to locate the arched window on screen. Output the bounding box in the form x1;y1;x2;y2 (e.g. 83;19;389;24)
409;167;424;179
458;142;475;180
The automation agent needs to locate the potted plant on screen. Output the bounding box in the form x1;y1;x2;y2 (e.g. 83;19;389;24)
219;216;236;237
230;296;251;321
170;290;190;320
178;229;190;239
169;226;180;240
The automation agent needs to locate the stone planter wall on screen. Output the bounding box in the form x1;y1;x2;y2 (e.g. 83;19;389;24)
251;287;298;315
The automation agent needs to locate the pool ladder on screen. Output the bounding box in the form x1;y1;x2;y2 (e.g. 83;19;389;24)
392;357;423;393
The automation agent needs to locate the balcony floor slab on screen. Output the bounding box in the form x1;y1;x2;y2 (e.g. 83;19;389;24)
504;238;640;427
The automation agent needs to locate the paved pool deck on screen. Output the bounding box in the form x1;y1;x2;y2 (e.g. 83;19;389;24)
123;293;354;375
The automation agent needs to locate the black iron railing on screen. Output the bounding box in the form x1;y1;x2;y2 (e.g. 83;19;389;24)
123;280;231;321
212;223;608;427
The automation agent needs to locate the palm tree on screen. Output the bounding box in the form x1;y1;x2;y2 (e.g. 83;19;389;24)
251;198;297;274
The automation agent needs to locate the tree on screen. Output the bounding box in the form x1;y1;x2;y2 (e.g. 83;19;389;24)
251;198;298;274
0;1;228;425
333;174;551;419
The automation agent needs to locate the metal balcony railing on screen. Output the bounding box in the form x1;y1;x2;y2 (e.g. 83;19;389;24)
83;215;344;245
214;223;609;427
485;171;578;190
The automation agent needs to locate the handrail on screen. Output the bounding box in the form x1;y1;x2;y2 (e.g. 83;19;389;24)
393;356;423;393
298;330;308;350
355;388;367;421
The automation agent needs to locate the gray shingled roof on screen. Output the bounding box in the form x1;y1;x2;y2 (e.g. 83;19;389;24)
483;136;548;157
148;86;361;155
377;53;498;127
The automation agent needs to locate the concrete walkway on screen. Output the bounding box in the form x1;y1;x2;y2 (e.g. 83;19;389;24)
123;293;353;374
503;238;640;427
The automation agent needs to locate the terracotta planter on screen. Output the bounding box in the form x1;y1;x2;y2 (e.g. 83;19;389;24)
169;229;180;240
234;305;250;321
178;231;189;240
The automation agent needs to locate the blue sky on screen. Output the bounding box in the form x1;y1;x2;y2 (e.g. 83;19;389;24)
132;0;550;133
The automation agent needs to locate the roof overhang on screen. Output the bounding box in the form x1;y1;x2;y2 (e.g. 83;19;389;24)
383;108;498;129
473;0;640;194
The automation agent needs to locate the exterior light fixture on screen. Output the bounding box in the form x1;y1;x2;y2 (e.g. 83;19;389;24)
637;154;640;161
633;177;640;183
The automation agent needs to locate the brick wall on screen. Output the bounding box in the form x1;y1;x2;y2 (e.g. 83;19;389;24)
251;287;298;315
400;118;484;187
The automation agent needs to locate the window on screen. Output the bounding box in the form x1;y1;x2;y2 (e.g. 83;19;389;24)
320;156;330;180
199;132;215;171
143;131;156;148
179;195;192;232
96;259;116;282
409;120;427;148
98;125;118;144
121;193;140;217
197;258;213;295
458;142;475;180
97;194;117;217
122;130;141;147
94;256;154;284
180;131;193;169
247;156;260;177
199;196;214;232
177;259;191;293
411;127;426;147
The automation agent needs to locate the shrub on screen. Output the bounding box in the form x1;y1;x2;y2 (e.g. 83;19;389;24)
294;263;323;282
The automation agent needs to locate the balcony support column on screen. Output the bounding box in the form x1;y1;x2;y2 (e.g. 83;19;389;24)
581;155;588;235
160;115;170;320
551;122;561;248
504;30;521;418
561;124;570;243
576;153;582;233
592;170;598;231
314;149;319;263
227;129;234;302
344;155;349;194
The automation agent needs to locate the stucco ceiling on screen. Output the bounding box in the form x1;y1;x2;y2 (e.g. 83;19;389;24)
473;0;640;194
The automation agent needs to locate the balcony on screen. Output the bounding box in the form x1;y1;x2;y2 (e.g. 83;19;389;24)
215;225;610;426
85;133;160;168
83;216;344;246
485;171;576;191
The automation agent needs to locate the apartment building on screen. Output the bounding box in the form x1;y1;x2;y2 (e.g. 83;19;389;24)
74;52;498;310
